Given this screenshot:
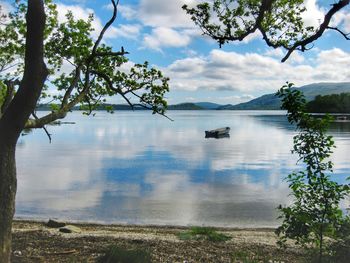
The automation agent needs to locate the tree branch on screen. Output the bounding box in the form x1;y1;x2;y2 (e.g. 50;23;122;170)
185;0;349;63
130;91;173;121
90;70;135;109
61;66;81;108
89;0;119;62
25;83;91;129
24;0;124;129
94;49;129;58
91;70;171;120
32;111;51;143
326;26;350;40
281;0;350;62
82;0;119;106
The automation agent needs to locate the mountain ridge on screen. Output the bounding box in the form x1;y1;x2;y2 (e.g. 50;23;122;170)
219;82;350;110
36;82;350;111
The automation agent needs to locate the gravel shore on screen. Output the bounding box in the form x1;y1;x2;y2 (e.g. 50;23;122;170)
12;220;306;262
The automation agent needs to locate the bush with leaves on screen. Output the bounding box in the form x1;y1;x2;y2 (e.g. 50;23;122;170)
98;246;151;263
177;226;231;242
275;82;350;263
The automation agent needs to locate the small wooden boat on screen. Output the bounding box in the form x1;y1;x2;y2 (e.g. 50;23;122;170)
205;127;230;138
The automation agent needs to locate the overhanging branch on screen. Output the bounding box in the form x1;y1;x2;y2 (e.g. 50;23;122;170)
327;26;350;40
89;0;119;62
280;0;350;62
32;111;52;143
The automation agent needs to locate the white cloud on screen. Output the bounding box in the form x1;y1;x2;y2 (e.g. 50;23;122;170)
342;14;350;32
231;31;262;45
0;1;11;13
302;0;325;28
55;3;148;41
265;48;305;64
302;0;350;34
138;0;198;28
104;3;138;21
182;49;199;57
118;4;138;20
106;0;198;28
108;24;142;39
333;11;350;33
265;48;285;58
163;48;350;93
0;1;12;24
114;0;203;50
168;57;205;74
143;27;192;51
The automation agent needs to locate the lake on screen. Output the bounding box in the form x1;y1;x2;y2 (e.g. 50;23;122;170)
15;111;350;227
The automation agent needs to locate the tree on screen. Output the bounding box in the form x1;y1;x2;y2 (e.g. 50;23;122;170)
276;83;350;262
0;0;169;261
307;93;350;113
183;0;349;62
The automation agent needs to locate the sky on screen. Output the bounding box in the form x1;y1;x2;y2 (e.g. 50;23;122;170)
2;0;350;105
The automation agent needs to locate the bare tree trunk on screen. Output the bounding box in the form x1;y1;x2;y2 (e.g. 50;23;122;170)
0;141;16;262
0;1;47;262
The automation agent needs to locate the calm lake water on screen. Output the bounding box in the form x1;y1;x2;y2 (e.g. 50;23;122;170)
15;111;350;227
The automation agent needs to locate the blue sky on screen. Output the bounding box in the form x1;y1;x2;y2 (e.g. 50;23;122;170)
3;0;350;105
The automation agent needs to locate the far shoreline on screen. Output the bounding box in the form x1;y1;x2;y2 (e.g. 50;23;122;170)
13;218;278;232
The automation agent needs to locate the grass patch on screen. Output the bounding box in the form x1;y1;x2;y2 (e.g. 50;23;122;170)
232;248;275;263
178;226;231;242
97;245;151;263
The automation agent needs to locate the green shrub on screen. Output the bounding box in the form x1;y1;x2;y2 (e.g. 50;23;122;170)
178;226;231;242
326;219;350;263
232;249;270;263
276;83;350;263
97;245;151;263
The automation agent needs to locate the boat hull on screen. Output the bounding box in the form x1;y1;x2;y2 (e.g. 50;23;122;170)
205;127;230;138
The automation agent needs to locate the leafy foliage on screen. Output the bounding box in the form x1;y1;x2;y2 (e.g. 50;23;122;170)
232;247;282;263
0;0;169;127
326;218;350;262
275;82;350;262
307;93;350;113
183;0;350;62
178;226;231;242
97;246;151;263
184;0;307;45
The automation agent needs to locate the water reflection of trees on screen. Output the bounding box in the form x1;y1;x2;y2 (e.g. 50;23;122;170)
248;114;295;132
329;121;350;133
250;114;350;134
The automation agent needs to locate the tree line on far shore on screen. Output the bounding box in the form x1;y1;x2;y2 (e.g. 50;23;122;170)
307;93;350;113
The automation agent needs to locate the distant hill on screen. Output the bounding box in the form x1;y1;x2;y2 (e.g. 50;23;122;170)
36;104;145;111
194;102;221;109
168;102;223;110
220;82;350;110
168;103;203;110
37;102;223;111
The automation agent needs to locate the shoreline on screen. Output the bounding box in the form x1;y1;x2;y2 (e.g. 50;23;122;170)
11;219;305;262
13;218;278;231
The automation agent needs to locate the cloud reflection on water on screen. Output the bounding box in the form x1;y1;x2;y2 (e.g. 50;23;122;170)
15;111;350;227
